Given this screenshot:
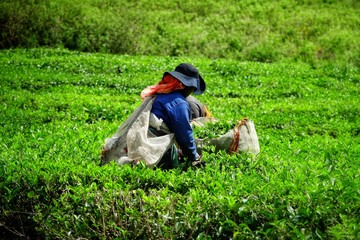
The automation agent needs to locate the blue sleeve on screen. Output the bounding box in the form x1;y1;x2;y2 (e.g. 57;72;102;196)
167;102;199;161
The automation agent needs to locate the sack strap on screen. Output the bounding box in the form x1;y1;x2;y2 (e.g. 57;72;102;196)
229;118;248;153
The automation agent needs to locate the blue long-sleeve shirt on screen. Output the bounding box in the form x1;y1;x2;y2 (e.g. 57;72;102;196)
151;92;199;161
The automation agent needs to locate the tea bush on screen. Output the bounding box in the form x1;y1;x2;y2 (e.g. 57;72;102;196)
0;0;359;66
0;48;359;239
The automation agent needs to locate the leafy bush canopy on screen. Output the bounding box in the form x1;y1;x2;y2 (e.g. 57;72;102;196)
0;48;359;239
0;0;359;66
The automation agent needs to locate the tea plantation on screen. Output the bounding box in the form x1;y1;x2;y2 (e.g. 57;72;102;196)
0;48;359;239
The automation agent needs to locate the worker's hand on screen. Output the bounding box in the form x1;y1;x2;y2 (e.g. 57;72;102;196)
192;156;205;168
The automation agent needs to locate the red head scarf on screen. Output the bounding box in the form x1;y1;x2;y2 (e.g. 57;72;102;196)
140;74;185;100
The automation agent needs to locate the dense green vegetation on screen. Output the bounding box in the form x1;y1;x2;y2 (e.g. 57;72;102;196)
1;0;359;238
1;0;359;66
0;48;359;239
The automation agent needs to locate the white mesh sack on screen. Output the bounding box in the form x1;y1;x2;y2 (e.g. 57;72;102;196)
126;101;174;166
195;118;260;155
100;97;174;166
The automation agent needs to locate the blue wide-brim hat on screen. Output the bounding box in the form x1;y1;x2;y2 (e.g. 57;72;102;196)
163;63;206;95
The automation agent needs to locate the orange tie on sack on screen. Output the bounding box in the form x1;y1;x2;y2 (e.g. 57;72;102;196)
204;105;213;118
229;118;248;153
